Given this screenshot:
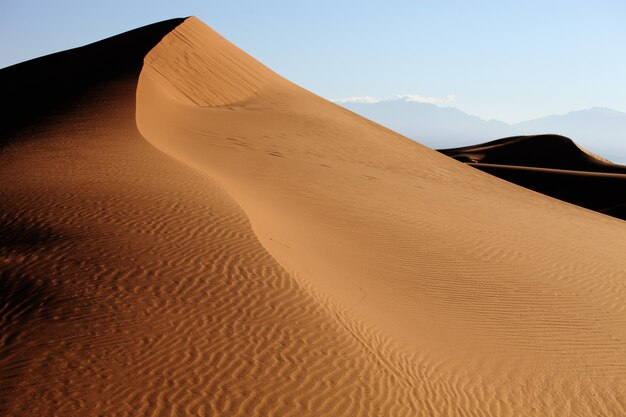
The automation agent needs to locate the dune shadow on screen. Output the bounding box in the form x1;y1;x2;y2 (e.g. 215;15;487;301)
0;269;53;325
439;135;626;220
0;18;185;147
0;220;60;250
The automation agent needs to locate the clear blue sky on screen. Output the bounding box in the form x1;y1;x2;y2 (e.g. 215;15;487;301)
1;0;625;123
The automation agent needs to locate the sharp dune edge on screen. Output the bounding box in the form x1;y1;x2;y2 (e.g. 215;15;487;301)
438;135;626;220
439;134;626;173
1;16;625;416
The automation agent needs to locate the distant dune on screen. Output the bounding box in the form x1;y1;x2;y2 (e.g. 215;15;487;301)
2;17;626;417
439;134;626;220
338;98;626;164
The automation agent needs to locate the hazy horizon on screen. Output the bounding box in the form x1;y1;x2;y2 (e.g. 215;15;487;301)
334;95;625;125
338;96;626;163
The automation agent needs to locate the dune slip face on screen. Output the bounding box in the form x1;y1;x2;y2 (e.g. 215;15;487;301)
2;16;626;417
439;135;626;220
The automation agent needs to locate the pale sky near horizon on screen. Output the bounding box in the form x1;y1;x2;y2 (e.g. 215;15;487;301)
1;0;625;123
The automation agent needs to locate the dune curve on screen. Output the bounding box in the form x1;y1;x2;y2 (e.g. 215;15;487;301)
137;16;626;416
1;15;625;417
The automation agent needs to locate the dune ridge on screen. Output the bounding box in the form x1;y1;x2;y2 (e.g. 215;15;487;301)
1;16;626;416
439;134;626;173
142;17;282;107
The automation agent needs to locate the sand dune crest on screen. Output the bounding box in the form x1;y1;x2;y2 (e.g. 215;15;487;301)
142;16;281;107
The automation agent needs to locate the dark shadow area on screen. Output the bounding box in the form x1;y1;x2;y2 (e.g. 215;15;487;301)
440;134;626;174
439;135;626;221
0;17;185;145
0;219;60;250
601;204;626;219
0;220;68;326
469;163;626;219
0;267;61;416
0;269;52;325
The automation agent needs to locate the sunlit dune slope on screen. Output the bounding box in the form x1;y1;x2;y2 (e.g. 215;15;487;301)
439;135;626;219
1;16;626;417
137;17;626;415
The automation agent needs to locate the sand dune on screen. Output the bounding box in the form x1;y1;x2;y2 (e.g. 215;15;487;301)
439;135;626;219
2;16;626;416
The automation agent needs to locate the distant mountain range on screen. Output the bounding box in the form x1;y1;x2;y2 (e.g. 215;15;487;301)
337;98;626;164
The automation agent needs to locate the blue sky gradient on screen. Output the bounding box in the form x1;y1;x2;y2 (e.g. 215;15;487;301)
1;0;625;123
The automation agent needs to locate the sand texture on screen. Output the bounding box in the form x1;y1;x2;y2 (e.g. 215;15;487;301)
439;135;626;219
1;16;626;416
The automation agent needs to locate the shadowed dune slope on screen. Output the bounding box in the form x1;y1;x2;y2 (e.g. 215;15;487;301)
0;18;185;144
439;135;626;219
439;134;626;173
2;16;626;417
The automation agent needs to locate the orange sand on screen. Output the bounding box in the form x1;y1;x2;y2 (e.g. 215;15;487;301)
1;16;625;416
